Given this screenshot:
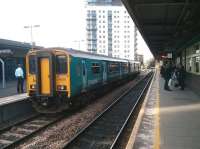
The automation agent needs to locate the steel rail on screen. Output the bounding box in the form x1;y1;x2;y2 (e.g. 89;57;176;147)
62;72;153;149
0;113;66;149
110;71;154;148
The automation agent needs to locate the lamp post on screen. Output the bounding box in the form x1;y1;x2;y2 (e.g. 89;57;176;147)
24;25;40;50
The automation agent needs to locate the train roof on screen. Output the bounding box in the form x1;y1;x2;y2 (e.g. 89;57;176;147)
128;60;140;64
48;48;129;63
28;47;139;63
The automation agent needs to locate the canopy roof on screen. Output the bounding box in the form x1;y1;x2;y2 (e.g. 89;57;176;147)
122;0;200;57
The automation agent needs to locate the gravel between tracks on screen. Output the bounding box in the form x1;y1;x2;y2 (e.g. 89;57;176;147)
15;74;145;149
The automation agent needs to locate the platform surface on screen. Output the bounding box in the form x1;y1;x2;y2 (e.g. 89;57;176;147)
0;93;28;106
0;81;26;98
128;70;200;149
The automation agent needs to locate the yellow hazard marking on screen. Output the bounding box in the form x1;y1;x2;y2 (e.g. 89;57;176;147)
154;75;160;149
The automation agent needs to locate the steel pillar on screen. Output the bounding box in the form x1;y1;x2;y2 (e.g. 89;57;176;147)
0;58;5;88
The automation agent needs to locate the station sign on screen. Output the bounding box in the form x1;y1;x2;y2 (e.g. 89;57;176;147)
160;52;172;59
167;53;172;59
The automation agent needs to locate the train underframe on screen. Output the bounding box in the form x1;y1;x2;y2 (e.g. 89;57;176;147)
31;73;139;113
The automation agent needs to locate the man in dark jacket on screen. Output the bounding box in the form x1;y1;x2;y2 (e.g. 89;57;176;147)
160;65;165;78
178;64;185;90
164;63;172;91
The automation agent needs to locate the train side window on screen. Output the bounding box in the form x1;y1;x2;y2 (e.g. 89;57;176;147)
29;55;36;74
108;62;119;73
56;55;67;74
122;62;128;72
91;63;100;74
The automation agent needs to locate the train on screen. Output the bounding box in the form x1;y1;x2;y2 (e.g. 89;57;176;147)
26;48;140;113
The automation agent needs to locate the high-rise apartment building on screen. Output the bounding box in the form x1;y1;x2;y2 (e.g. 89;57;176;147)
86;0;136;60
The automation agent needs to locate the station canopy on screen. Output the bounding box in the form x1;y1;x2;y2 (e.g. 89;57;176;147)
0;39;31;57
122;0;200;57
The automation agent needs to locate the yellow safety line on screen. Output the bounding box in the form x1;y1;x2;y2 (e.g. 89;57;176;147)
154;75;160;149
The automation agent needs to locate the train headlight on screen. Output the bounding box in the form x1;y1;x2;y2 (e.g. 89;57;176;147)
30;84;36;89
57;85;66;91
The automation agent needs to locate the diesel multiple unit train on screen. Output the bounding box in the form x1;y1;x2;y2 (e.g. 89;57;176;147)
26;48;140;113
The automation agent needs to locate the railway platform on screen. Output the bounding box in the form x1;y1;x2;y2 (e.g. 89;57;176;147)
0;81;26;98
126;69;200;149
0;93;28;106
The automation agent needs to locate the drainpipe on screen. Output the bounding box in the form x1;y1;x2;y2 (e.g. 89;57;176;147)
0;58;5;88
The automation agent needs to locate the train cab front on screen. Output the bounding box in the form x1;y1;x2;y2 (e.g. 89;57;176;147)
26;49;70;113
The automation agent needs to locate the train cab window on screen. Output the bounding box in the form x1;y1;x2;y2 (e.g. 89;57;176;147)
29;55;36;74
91;63;100;74
56;55;67;74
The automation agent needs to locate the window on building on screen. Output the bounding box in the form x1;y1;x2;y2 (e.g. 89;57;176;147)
56;55;67;74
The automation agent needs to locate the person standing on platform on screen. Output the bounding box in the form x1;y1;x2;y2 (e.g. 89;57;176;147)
15;64;24;93
164;62;172;91
178;64;185;90
160;64;165;78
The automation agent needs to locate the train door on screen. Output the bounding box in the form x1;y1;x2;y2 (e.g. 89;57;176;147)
82;60;87;90
102;62;107;84
40;58;51;95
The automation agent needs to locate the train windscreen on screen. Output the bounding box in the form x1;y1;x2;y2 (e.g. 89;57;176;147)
56;55;67;74
29;55;36;74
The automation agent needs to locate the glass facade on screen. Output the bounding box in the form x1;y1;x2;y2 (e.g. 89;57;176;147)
87;10;97;52
107;10;112;57
87;0;121;6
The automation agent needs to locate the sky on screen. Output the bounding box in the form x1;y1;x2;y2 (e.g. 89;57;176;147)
0;0;153;62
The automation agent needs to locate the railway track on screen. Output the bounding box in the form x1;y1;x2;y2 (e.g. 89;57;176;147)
63;72;153;149
0;113;64;149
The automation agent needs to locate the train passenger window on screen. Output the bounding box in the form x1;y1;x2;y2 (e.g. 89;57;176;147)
122;63;128;72
56;55;67;74
91;63;100;74
108;62;119;73
29;55;36;74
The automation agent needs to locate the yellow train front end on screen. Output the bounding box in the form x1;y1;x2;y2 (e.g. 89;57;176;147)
26;49;71;113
